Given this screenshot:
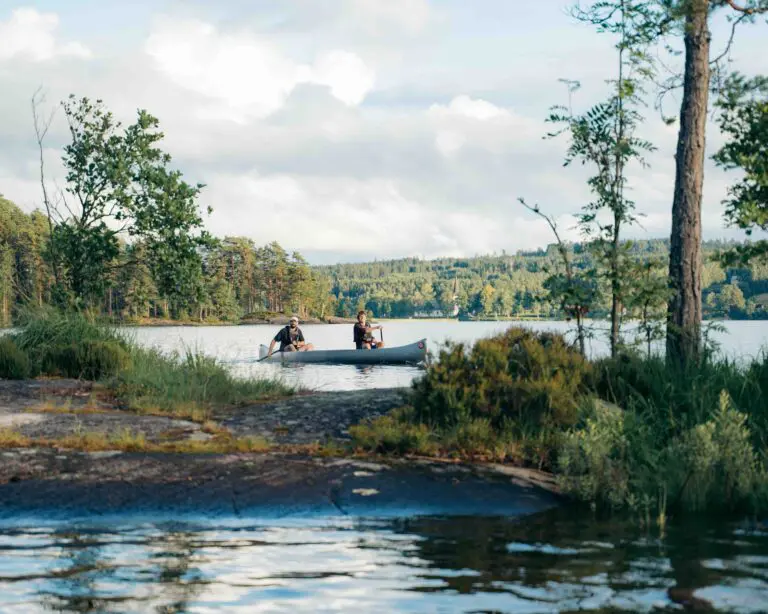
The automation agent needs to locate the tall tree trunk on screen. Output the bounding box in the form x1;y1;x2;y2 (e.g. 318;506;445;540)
666;0;710;367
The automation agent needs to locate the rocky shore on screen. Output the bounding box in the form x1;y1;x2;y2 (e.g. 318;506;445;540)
0;379;561;521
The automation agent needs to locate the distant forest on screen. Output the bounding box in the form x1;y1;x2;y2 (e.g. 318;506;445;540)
2;194;766;326
322;239;768;321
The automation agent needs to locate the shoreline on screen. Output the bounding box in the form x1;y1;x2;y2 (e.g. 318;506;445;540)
0;379;561;521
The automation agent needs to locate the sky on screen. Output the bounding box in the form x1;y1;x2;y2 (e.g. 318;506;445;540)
1;1;767;265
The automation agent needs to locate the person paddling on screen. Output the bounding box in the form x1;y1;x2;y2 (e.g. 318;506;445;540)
353;311;384;350
267;315;314;356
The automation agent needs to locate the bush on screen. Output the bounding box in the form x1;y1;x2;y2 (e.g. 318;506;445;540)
40;340;131;380
411;328;591;432
350;407;437;455
592;351;768;447
0;336;30;379
558;391;768;514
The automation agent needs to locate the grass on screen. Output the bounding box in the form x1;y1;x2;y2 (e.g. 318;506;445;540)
113;345;292;419
0;426;272;455
3;310;294;419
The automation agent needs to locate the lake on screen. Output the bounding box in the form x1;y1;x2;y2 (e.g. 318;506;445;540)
125;319;768;391
1;511;767;613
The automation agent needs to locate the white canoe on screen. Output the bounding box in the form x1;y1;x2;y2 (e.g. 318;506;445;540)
257;339;427;364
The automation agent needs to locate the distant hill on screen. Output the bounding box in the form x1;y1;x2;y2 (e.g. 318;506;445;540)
315;239;768;321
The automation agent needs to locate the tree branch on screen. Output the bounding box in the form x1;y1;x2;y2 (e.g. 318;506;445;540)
721;0;768;14
711;12;749;68
31;86;61;284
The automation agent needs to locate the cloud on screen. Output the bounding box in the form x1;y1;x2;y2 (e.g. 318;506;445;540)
144;17;375;122
202;172;582;263
347;0;431;34
427;95;546;158
0;8;90;62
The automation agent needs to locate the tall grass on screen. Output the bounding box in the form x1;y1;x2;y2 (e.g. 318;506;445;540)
115;346;292;419
3;309;293;417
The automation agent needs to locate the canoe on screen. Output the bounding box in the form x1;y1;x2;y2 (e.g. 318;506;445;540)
257;339;427;365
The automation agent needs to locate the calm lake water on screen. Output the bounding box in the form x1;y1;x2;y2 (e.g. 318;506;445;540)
125;319;768;391
2;511;767;613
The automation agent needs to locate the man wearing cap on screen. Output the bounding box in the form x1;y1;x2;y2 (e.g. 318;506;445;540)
267;316;314;356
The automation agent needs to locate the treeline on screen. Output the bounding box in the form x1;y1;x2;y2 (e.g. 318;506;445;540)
321;239;768;321
5;186;768;326
1;195;333;326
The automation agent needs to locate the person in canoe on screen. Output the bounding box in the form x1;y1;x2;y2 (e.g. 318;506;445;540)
354;311;385;350
267;315;314;356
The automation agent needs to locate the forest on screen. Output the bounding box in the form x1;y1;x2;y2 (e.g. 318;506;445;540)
1;194;333;326
3;187;766;327
324;240;768;321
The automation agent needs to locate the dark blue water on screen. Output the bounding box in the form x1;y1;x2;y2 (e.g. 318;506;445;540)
1;510;767;612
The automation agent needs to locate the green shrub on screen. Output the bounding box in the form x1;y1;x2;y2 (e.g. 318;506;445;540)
39;340;131;380
0;336;31;379
664;391;766;512
411;328;591;432
350;408;437;455
558;391;768;513
592;351;768;447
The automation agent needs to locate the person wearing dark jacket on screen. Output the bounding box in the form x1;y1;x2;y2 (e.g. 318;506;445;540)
267;316;314;356
353;311;384;349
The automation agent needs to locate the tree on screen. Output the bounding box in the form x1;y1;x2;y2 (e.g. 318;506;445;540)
523;0;658;356
519;198;597;355
713;72;768;264
624;258;671;356
55;95;212;309
664;0;768;366
480;283;496;315
566;1;670;356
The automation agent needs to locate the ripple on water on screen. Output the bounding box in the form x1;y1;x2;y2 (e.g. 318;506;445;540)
1;513;767;613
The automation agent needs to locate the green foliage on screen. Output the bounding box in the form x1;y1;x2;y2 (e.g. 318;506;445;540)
114;346;292;416
39;340;130;380
411;328;591;432
54;95;212;309
559;391;768;513
350;407;437;455
11;309;127;371
558;400;634;509
7;309;129;379
0;336;30;379
714;72;768;265
537;0;662;357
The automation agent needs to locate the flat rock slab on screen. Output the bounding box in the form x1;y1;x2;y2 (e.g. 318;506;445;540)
217;388;411;444
0;448;560;522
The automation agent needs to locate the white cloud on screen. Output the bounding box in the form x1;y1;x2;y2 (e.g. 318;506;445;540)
144;17;375;122
202;172;581;262
0;8;90;62
348;0;431;34
310;50;375;106
429;95;511;121
428;95;547;158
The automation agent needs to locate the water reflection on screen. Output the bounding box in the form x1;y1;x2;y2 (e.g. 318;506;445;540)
1;511;767;612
